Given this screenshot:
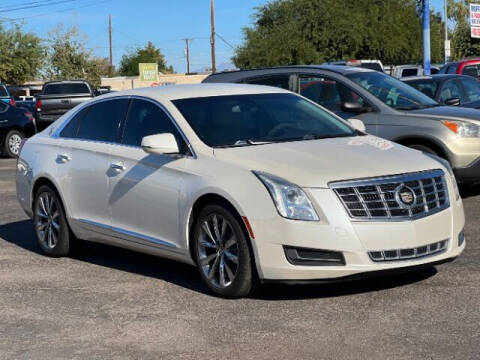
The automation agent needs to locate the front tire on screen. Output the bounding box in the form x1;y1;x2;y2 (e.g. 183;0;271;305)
33;185;71;257
407;144;437;155
4;130;24;158
193;204;254;298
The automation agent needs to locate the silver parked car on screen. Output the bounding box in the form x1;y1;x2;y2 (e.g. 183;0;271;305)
204;65;480;185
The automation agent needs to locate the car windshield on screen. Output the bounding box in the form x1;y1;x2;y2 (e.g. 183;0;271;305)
173;93;357;147
347;71;439;110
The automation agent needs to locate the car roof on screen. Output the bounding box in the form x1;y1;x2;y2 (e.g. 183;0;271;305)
403;74;473;82
98;83;292;101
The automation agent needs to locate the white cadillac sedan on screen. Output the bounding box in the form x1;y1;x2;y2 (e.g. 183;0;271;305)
16;84;465;298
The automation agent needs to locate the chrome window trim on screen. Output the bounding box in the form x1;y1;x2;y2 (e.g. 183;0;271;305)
77;218;179;250
329;169;450;222
52;95;197;159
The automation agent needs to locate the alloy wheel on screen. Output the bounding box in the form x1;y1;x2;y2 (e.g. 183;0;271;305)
35;192;61;249
8;134;22;156
197;213;239;288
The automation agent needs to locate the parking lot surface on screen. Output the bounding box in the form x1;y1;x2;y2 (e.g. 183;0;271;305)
0;158;479;359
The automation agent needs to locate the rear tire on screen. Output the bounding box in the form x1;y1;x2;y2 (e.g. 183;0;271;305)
4;130;24;158
33;185;71;257
193;204;253;298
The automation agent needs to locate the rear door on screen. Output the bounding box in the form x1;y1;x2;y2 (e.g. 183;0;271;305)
55;98;129;233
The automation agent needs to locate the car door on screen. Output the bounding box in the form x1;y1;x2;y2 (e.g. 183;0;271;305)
297;74;378;134
55;98;129;234
108;98;188;250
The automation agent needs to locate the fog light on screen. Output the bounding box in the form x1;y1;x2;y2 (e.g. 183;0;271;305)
458;230;465;247
284;246;345;266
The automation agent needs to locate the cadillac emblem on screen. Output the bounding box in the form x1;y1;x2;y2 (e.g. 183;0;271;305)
395;185;416;207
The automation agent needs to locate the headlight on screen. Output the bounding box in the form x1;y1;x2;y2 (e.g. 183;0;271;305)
422;152;460;200
442;120;480;137
253;171;319;221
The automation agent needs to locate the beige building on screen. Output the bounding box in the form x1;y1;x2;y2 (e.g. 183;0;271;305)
101;73;210;91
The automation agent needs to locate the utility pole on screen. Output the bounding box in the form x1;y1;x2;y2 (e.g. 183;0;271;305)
444;0;449;63
108;14;113;74
184;38;192;74
422;0;431;75
210;0;216;73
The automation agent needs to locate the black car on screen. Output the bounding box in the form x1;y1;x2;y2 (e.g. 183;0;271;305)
403;74;480;109
0;101;36;158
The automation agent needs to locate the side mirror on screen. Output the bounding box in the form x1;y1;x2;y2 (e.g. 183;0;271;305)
141;133;180;155
342;101;370;114
348;118;366;132
445;98;461;106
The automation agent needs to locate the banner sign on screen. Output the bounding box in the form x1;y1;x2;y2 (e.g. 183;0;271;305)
470;4;480;38
139;63;159;81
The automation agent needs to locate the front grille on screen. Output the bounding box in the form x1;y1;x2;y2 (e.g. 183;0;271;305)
368;239;449;262
330;170;449;221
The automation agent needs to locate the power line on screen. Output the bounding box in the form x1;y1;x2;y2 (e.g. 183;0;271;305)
216;33;235;49
0;0;84;13
0;0;59;10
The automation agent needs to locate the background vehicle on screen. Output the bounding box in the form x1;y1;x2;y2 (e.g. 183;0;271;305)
0;101;35;158
390;65;440;79
0;84;16;106
204;65;480;185
35;80;96;128
439;59;480;79
16;84;465;298
403;74;480;109
324;60;384;72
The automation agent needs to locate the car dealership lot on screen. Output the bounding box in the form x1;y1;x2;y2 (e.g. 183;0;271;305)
0;158;479;359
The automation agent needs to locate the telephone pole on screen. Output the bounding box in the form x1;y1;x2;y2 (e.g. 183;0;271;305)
184;38;192;74
444;0;449;63
422;0;431;75
210;0;216;73
108;14;113;73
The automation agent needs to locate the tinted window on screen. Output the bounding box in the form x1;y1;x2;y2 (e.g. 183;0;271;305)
431;68;439;74
348;71;438;110
299;75;366;116
77;99;129;142
407;80;438;99
60;107;89;138
0;86;8;97
462;64;480;78
122;99;182;148
173;93;357;147
401;68;419;77
447;65;458;74
44;83;90;95
0;102;7;112
461;78;480;103
244;75;290;90
359;63;383;72
439;81;464;103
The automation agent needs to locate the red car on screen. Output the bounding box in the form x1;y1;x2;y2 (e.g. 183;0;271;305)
439;59;480;78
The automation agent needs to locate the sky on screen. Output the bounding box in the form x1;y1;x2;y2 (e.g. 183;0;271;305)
1;0;448;74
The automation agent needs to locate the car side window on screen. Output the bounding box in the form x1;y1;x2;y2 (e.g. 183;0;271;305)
59;107;89;138
122;99;184;150
462;64;480;78
299;75;366;114
439;81;464;103
447;66;458;74
76;99;129;143
462;79;480;103
244;75;291;90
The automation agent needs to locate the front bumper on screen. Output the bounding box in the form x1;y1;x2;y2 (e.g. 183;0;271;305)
249;185;465;281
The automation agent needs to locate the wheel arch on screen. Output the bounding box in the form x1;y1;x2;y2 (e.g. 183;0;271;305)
31;175;68;217
393;135;450;162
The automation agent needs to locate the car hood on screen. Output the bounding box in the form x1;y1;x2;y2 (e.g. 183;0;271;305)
213;136;442;188
407;106;480;122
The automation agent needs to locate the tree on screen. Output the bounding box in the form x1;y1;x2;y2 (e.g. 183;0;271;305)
0;23;44;84
45;25;109;87
119;42;173;76
233;0;445;69
448;0;480;59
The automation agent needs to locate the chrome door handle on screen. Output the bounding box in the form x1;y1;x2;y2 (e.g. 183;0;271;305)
57;154;71;163
110;163;126;172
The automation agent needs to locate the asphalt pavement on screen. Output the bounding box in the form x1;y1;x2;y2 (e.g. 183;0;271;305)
0;158;479;359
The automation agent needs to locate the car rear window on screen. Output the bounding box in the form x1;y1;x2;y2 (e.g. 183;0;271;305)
0;86;8;97
360;63;383;72
43;83;90;95
401;68;419;77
